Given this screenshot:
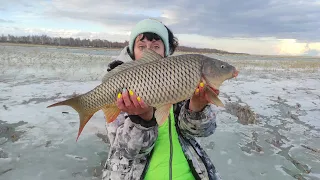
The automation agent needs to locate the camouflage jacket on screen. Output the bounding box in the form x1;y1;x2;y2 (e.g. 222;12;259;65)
101;47;222;180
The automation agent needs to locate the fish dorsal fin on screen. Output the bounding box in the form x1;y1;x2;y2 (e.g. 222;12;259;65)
139;49;163;62
102;49;163;82
102;60;139;82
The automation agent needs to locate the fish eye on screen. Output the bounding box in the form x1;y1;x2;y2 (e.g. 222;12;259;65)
221;65;225;68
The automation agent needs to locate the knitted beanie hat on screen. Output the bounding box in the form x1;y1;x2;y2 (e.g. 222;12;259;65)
129;18;170;56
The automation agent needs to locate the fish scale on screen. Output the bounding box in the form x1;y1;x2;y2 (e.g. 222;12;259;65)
85;55;200;109
100;57;195;105
47;49;238;141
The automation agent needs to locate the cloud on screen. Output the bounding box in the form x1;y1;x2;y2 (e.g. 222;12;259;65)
0;19;14;23
38;0;320;43
2;0;320;42
1;0;320;56
40;0;168;33
168;1;320;42
276;39;308;55
0;0;38;10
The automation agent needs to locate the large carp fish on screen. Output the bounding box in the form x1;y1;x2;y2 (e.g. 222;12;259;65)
47;49;239;141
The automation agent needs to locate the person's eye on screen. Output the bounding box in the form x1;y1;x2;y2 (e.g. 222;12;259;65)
139;46;145;50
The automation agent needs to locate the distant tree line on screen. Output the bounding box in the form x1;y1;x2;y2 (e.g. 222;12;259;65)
0;34;126;48
0;34;248;55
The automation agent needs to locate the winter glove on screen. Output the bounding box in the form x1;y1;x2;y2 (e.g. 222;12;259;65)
107;60;124;72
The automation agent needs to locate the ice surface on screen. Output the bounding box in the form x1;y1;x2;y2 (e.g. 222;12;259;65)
0;44;319;180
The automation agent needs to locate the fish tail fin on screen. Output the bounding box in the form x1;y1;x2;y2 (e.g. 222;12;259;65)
47;96;80;109
47;96;95;142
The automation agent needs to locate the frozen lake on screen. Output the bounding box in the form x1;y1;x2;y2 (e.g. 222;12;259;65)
0;44;320;180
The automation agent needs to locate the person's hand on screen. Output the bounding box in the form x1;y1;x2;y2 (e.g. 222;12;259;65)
116;88;154;121
189;81;210;112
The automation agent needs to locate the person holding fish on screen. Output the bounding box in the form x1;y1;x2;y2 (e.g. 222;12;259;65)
47;18;238;180
101;18;225;180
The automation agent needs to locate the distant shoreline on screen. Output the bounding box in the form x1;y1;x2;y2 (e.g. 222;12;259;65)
0;34;249;55
0;42;123;51
2;42;320;59
0;42;249;55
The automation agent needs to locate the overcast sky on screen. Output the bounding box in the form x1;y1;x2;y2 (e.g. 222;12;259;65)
1;0;320;56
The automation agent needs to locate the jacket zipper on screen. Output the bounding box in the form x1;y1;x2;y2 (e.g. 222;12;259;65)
141;103;204;180
173;104;202;180
140;116;173;180
176;127;202;180
169;115;173;180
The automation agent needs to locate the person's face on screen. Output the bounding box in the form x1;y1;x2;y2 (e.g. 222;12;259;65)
133;34;165;60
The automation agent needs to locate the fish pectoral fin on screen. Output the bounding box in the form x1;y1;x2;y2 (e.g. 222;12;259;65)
154;104;172;126
101;105;121;123
205;87;225;107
